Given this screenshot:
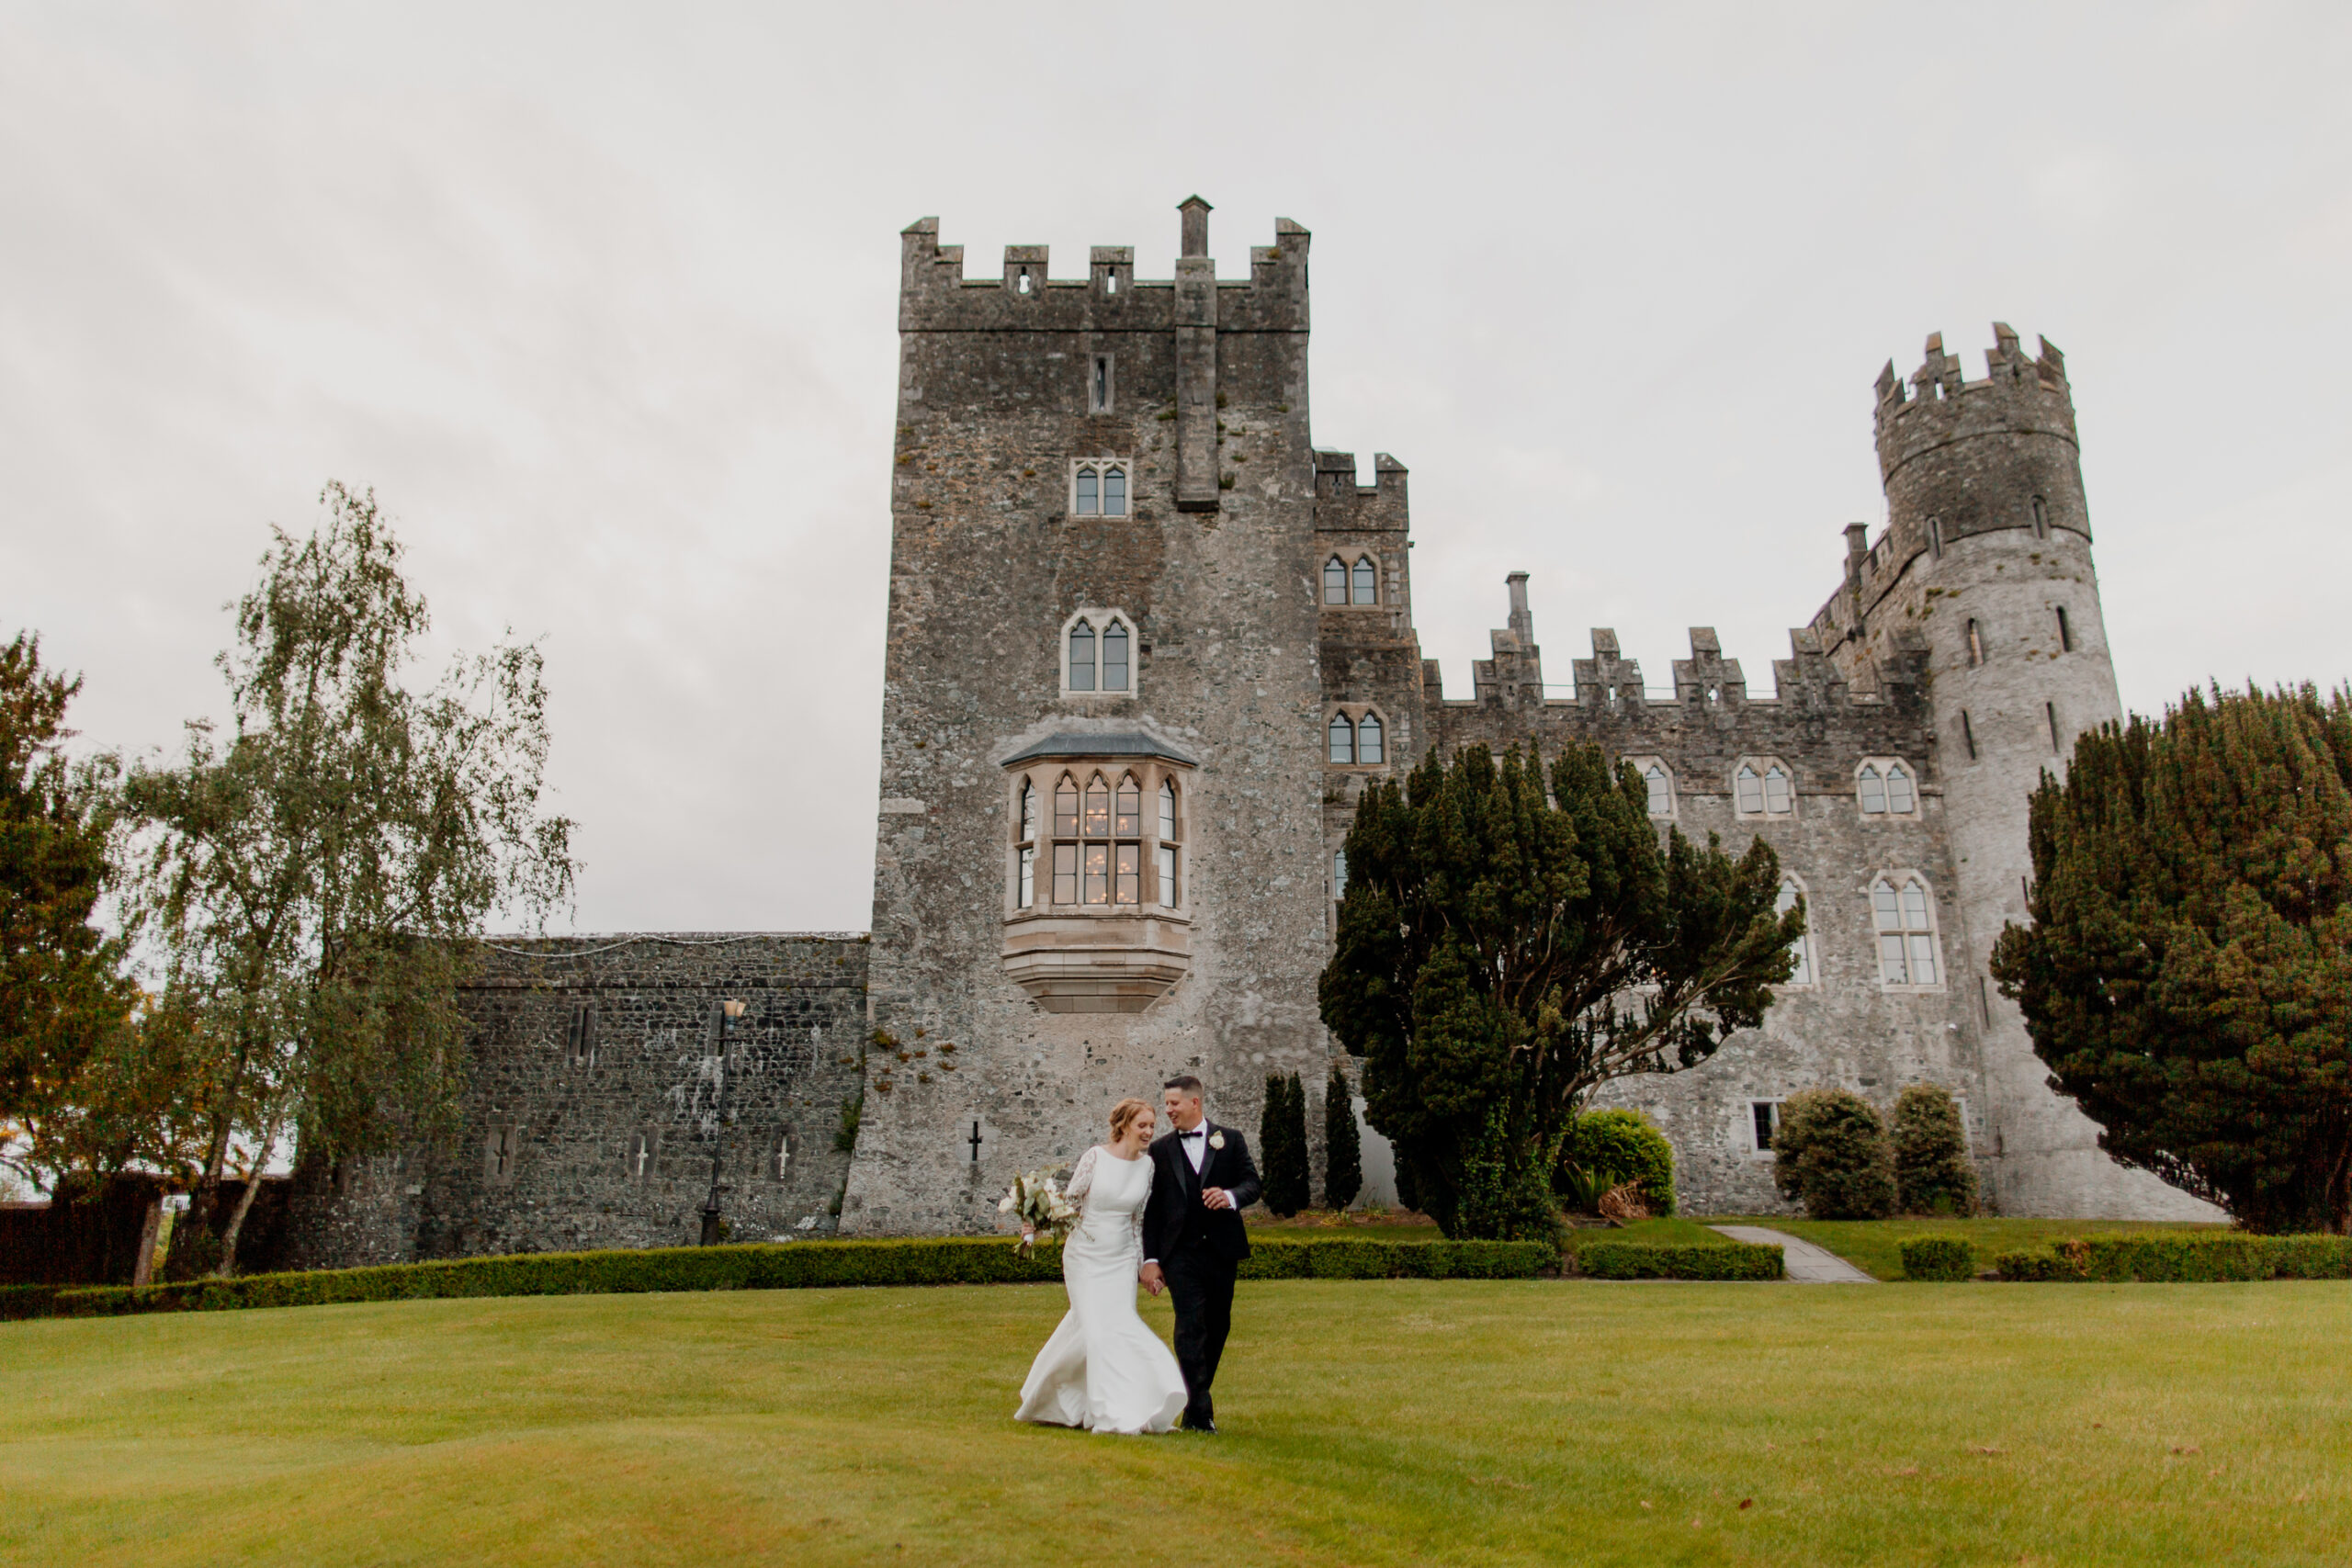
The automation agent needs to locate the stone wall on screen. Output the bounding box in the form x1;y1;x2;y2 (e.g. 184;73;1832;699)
284;933;870;1268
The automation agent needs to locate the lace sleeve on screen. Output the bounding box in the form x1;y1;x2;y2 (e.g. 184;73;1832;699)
1132;1157;1151;1254
1065;1145;1102;1211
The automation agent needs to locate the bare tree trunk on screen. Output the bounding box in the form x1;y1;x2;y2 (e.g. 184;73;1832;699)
212;1111;279;1279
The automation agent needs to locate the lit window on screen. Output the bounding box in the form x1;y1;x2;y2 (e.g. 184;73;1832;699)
1042;771;1147;908
1102;622;1130;692
1324;557;1348;604
1776;880;1812;986
1351;558;1376;605
1358;712;1385;765
1643;762;1672;818
1333;848;1349;901
1872;875;1939;987
1859;764;1887;814
1069;619;1096;691
1329;712;1355;764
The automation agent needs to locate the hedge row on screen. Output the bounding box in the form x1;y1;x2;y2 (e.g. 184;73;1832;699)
1576;1240;1783;1280
1996;1233;2352;1282
11;1235;1563;1322
0;1283;63;1322
1898;1235;1976;1281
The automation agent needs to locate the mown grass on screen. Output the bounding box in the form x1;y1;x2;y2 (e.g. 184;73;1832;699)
1716;1217;2226;1280
5;1277;2347;1565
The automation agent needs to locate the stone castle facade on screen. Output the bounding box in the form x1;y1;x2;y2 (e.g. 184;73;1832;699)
287;199;2210;1267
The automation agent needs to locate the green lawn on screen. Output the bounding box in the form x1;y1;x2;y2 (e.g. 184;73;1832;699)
6;1278;2348;1565
1713;1217;2228;1280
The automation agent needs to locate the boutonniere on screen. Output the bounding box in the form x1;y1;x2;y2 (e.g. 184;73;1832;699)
1208;1131;1226;1150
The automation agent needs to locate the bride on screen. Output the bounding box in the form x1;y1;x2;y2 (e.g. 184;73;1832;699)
1014;1097;1189;1435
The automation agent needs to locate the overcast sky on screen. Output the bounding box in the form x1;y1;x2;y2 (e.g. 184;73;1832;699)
6;3;2348;935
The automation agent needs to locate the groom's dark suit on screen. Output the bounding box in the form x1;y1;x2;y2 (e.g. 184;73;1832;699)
1142;1121;1261;1429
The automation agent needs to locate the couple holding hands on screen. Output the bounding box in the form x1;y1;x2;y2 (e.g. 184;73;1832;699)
1013;1075;1261;1436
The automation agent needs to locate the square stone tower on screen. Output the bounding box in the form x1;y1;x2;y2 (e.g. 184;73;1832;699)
841;199;1336;1234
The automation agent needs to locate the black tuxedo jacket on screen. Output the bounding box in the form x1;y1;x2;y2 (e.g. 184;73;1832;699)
1142;1122;1261;1265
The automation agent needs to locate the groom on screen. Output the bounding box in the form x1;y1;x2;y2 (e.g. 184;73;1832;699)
1140;1075;1261;1434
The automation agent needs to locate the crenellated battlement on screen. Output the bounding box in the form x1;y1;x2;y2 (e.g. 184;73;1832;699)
897;203;1311;334
1313;451;1410;531
1873;323;2076;481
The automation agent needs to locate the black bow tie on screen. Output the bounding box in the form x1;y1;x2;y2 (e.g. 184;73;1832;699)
1179;1129;1204;1139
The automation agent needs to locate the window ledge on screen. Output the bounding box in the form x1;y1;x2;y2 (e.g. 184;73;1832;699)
1001;912;1192;1013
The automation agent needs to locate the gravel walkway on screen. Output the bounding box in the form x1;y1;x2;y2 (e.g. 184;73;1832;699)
1709;1224;1878;1282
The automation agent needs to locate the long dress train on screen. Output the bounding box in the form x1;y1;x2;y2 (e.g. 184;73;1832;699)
1013;1145;1189;1434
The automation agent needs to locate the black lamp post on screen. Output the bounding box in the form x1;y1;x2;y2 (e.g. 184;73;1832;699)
700;998;746;1247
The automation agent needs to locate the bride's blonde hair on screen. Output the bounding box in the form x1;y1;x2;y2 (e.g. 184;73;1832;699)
1109;1097;1154;1140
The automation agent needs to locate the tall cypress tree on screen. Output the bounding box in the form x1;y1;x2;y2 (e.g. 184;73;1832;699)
1323;1062;1363;1210
1260;1072;1310;1217
1992;682;2352;1233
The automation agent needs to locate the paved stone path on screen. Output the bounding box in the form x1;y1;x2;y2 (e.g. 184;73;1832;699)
1709;1224;1878;1282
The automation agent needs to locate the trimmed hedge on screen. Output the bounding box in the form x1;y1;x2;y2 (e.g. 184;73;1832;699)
1898;1235;1976;1281
9;1235;1561;1323
1;1283;63;1322
1994;1234;2352;1283
1576;1240;1782;1280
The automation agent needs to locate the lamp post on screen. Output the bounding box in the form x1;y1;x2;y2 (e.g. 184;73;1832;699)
700;998;747;1247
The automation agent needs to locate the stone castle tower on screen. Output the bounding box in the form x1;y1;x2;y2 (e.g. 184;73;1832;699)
277;202;2215;1271
1804;329;2184;1216
839;199;1340;1233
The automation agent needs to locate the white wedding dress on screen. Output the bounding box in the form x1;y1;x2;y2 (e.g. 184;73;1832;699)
1014;1145;1189;1435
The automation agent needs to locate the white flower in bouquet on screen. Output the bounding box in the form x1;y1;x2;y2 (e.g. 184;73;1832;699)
1004;1164;1076;1256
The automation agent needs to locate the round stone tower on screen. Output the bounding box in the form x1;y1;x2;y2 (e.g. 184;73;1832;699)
1871;325;2211;1218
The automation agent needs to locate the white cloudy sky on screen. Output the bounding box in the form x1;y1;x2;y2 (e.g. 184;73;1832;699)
5;3;2348;935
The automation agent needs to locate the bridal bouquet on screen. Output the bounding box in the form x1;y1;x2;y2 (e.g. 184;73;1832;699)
1001;1165;1079;1256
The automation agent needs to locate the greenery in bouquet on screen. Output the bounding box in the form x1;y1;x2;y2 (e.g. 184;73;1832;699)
1000;1164;1078;1255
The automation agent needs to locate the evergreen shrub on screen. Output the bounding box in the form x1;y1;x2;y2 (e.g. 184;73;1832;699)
1575;1240;1782;1280
1774;1089;1898;1219
1892;1085;1978;1215
1323;1063;1363;1210
1898;1235;1976;1281
1559;1109;1676;1215
1261;1073;1311;1217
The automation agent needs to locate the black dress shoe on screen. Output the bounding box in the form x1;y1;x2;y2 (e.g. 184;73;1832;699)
1183;1418;1218;1434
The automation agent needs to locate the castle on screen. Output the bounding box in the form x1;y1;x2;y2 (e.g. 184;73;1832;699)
285;199;2211;1269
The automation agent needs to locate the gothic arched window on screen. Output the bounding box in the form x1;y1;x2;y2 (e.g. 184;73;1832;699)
1157;779;1180;908
1357;712;1385;765
1101;621;1130;692
1642;761;1673;818
1883;762;1915;814
1063;610;1136;696
1777;878;1813;986
1351;558;1376;605
1015;781;1038;908
1329;712;1355;764
1736;761;1794;817
1859;763;1886;815
1871;874;1940;987
1072;460;1130;518
1324;557;1348;604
